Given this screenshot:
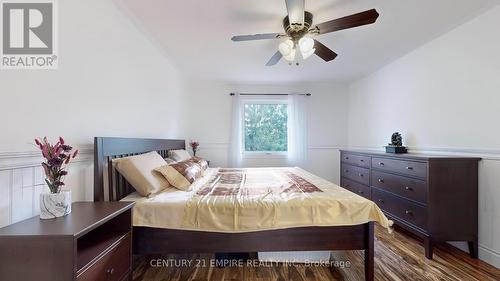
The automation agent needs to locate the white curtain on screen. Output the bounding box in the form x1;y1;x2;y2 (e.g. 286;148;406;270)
287;94;308;167
228;93;243;167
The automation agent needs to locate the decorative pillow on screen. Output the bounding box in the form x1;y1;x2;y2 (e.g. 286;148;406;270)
168;149;191;162
155;157;207;190
190;156;209;171
113;151;170;197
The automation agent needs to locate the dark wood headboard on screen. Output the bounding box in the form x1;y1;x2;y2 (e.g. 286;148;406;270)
94;137;185;201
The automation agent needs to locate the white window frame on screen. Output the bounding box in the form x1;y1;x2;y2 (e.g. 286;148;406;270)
240;96;289;159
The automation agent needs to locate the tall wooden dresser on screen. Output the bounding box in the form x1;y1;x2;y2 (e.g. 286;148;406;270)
340;149;480;259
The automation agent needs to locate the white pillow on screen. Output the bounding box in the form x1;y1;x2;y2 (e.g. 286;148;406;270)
164;157;177;164
113;151;170;197
168;149;191;162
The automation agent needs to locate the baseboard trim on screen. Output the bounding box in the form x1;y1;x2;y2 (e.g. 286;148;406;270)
448;242;500;268
478;245;500;269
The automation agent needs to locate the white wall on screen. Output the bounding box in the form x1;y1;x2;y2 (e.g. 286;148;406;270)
347;6;500;267
182;81;349;183
0;0;186;227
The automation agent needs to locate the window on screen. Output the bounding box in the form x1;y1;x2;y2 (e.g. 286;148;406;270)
243;102;288;153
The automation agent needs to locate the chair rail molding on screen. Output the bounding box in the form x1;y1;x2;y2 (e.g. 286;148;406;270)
196;142;346;151
0;147;93;171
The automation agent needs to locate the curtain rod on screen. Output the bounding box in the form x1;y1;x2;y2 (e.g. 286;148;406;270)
229;93;311;96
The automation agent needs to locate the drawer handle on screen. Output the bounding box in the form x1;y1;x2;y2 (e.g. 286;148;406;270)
345;157;349;160
358;173;363;177
378;178;384;183
378;199;384;204
107;268;115;275
378;162;384;166
406;166;414;170
344;169;349;173
360;159;364;162
405;186;413;191
405;210;412;215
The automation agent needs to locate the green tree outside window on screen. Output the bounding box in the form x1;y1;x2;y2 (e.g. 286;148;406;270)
244;103;288;152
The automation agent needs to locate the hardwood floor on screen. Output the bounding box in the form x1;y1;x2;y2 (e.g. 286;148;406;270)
133;225;500;281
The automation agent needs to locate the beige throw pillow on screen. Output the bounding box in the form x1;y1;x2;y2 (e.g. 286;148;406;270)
168;149;191;162
114;151;170;197
155;157;207;191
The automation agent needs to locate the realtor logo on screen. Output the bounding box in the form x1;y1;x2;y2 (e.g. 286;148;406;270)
1;0;58;69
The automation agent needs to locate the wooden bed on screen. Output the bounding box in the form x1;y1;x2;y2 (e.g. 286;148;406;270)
94;137;375;281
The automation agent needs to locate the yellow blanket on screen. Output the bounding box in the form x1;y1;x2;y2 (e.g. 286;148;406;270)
180;167;391;232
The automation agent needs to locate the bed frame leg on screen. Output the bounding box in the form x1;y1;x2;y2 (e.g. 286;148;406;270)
424;237;433;259
364;222;374;281
468;239;478;259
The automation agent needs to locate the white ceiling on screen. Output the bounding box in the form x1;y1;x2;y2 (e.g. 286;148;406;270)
117;0;499;83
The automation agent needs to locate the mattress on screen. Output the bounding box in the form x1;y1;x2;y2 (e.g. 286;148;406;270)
121;167;391;232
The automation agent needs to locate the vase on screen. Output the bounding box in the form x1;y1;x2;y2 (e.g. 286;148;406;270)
40;190;72;219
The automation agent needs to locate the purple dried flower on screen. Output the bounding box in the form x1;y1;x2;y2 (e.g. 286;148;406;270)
34;137;77;193
48;157;63;166
62;145;72;152
41;163;50;177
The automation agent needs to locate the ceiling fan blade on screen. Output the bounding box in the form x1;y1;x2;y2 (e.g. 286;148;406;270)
314;40;338;62
285;0;305;25
313;9;379;35
231;33;282;42
266;51;283;66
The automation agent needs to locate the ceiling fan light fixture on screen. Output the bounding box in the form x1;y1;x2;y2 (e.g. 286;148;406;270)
298;36;315;60
283;48;296;62
298;37;314;51
301;48;315;59
278;39;294;57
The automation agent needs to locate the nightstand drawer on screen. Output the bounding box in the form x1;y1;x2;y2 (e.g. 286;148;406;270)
372;188;427;231
341;153;371;168
372;157;427;179
371;170;427;204
342;178;371;199
342;164;370;185
77;233;131;281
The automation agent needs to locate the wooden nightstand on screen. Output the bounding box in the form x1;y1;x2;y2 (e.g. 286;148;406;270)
0;201;134;281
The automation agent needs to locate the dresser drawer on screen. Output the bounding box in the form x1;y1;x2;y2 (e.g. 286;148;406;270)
372;157;427;179
341;153;371;168
371;170;427;204
77;233;131;281
342;164;370;185
372;188;427;230
342;178;371;199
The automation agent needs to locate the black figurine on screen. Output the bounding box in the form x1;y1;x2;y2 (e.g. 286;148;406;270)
385;132;407;153
390;132;403;146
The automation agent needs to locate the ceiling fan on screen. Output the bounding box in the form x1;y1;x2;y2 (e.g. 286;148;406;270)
231;0;379;66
